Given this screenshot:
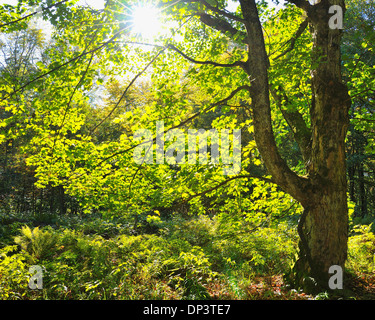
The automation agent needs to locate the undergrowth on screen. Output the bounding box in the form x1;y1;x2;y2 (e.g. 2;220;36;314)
0;211;374;300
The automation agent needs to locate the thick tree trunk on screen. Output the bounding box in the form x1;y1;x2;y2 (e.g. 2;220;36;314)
296;185;349;291
288;0;351;291
237;0;351;292
296;100;349;290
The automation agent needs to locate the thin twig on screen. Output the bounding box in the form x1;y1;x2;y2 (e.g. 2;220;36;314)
0;0;70;29
69;85;251;179
89;48;166;134
183;174;275;202
1;24;127;102
273;18;309;60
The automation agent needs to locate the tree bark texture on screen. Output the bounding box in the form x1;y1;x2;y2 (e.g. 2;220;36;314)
237;0;351;290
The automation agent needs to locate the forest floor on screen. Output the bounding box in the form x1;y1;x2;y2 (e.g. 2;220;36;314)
1;211;375;300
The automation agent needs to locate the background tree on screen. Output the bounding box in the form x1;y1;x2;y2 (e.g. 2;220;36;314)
343;0;375;220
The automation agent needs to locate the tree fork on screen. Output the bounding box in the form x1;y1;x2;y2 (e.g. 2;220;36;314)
236;0;352;291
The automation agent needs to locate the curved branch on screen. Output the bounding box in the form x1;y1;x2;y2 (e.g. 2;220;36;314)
198;13;249;45
167;85;251;130
197;0;245;23
167;44;245;69
270;86;311;161
161;0;245;23
239;0;311;205
285;0;312;11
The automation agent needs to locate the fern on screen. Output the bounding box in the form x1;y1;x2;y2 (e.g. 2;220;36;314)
14;226;57;262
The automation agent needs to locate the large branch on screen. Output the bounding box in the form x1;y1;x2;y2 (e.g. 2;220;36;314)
285;0;312;11
196;0;245;23
239;0;311;205
198;13;249;45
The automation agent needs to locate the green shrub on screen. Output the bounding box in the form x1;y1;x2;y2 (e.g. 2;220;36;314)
0;245;29;300
78;219;125;238
0;212;311;300
162;246;215;299
0;221;25;247
14;226;57;262
168;215;216;247
212;221;298;275
347;224;375;273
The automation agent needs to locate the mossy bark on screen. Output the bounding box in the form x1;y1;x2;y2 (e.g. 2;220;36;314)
237;0;351;292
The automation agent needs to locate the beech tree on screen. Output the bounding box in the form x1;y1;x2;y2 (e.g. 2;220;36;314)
244;0;350;290
161;0;351;290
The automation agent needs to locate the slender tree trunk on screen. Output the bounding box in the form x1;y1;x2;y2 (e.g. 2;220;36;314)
358;164;367;217
59;185;66;215
348;164;356;203
348;124;356;202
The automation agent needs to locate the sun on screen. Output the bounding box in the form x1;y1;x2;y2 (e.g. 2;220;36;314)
131;5;162;39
